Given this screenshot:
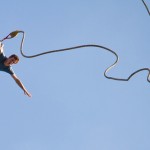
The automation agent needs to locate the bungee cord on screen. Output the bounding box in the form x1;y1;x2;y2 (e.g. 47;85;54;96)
0;0;150;83
141;0;150;15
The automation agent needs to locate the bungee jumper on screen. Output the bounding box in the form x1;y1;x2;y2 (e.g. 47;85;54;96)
0;41;31;97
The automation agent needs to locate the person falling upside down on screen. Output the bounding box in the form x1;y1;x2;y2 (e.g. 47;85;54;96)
0;42;31;97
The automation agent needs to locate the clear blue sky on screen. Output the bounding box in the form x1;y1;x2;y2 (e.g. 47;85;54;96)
0;0;150;150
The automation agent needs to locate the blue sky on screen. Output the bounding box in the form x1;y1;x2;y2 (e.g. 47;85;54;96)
0;0;150;150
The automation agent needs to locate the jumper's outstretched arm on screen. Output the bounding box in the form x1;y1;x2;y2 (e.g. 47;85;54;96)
11;74;32;97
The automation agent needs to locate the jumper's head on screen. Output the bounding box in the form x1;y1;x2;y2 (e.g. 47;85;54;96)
6;54;20;66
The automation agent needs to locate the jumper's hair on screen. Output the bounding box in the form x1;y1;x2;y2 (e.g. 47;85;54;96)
9;54;19;63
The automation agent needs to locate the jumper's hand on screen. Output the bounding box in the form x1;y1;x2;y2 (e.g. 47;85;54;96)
24;90;32;98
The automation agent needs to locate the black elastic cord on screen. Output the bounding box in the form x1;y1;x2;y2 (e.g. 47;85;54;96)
141;0;150;15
